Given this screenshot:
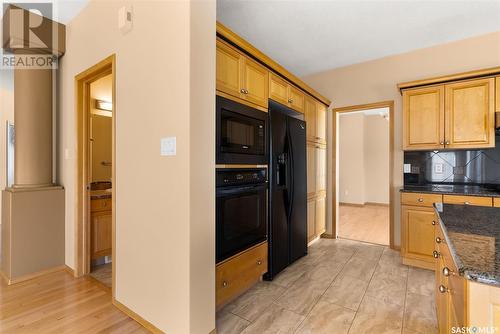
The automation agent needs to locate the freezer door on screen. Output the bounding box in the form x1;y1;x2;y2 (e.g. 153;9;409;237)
287;117;308;263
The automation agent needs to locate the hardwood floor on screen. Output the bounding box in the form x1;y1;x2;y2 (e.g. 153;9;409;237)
339;204;389;245
0;269;149;333
217;238;437;334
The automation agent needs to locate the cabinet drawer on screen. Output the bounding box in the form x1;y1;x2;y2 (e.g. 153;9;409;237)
401;192;443;207
91;198;112;212
494;198;500;208
216;242;268;307
443;195;492;207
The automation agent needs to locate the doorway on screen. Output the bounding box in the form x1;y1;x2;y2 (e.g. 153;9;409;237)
331;101;395;248
75;55;116;293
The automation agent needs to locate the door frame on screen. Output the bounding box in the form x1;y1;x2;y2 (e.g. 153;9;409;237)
74;55;116;296
330;100;396;249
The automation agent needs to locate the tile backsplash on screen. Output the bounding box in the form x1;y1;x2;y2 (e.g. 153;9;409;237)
404;134;500;185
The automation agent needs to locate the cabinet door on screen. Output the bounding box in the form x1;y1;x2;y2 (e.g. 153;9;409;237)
269;73;289;106
436;257;449;334
316;102;327;144
316;145;326;193
403;86;445;150
304;96;317;142
216;40;243;99
496;76;500;113
315;195;326;236
307;199;316;242
288;85;305;113
241;57;268;108
401;205;436;263
306;142;317;196
91;211;112;259
445;78;495;149
494;198;500;208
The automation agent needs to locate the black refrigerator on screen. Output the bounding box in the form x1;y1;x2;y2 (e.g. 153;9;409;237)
265;100;308;280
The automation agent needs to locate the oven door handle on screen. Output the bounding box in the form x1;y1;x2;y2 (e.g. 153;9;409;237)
216;184;267;196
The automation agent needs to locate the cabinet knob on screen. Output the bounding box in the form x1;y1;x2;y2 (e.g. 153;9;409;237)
245;89;249;94
433;250;440;258
418;198;424;202
464;201;470;205
445;141;450;145
436;237;442;243
222;281;228;288
240;88;245;94
288;98;293;103
257;260;262;265
440;141;444;145
443;267;451;276
438;285;448;293
432;220;436;226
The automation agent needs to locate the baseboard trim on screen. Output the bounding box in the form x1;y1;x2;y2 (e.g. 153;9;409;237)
320;233;336;239
210;328;217;334
65;265;76;277
113;298;164;334
339;202;390;207
307;235;321;246
0;269;10;284
3;265;67;285
339;202;364;207
365;202;390;207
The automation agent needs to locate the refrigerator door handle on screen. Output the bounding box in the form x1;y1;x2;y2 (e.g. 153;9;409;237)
286;127;294;221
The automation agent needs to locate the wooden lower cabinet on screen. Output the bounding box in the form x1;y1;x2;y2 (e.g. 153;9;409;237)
401;204;436;270
443;194;492;207
307;194;326;243
216;241;268;308
494;197;500;207
91;210;112;259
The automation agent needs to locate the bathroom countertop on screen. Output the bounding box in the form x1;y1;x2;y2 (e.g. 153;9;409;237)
434;203;500;286
401;184;500;198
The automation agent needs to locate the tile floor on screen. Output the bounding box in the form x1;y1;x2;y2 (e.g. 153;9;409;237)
339;204;390;245
90;263;112;287
216;238;437;334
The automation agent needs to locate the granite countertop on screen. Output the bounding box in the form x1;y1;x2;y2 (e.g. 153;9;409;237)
434;203;500;286
90;189;112;200
401;184;500;198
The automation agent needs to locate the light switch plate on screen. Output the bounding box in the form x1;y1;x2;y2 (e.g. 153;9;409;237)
161;137;176;156
434;163;444;174
403;164;411;173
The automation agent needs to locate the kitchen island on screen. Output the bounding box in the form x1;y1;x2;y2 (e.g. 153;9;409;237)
434;203;500;333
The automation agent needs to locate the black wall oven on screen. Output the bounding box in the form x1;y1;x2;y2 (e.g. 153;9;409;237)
216;168;267;263
216;95;268;165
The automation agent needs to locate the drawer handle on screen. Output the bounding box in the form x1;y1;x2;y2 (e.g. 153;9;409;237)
256;260;262;265
432;220;436;226
439;285;449;293
443;267;451;277
288;98;293;103
222;281;228;288
464;201;470;205
436;237;442;244
433;250;440;259
418;198;424;202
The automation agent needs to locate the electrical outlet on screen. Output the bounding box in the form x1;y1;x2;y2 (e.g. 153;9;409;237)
404;164;411;173
411;166;420;174
160;137;176;156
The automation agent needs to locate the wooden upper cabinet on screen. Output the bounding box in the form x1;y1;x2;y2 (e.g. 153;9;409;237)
305;97;317;142
216;39;269;108
306;142;317;196
269;72;307;113
288;85;305;113
445;78;495;149
316;102;327;144
216;40;243;99
242;58;268;108
269;73;289;106
316;146;326;192
496;76;500;113
403;85;445;151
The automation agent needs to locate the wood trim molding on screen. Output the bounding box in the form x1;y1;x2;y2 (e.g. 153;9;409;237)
113;299;164;334
216;90;268;113
215;164;268;169
331;101;396;250
216;22;331;107
74;55;116;299
397;66;500;91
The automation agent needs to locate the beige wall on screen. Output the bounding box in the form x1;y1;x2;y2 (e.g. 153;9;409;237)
339;113;365;204
303;31;500;245
338;112;389;205
58;1;215;333
0;71;14;220
364;114;389;204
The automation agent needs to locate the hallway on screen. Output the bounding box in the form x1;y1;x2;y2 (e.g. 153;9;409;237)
217;238;436;334
338;204;390;245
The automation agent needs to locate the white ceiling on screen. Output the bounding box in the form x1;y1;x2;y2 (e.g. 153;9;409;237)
217;0;500;76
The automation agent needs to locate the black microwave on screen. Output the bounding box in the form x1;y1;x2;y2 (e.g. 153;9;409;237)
216;96;268;165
